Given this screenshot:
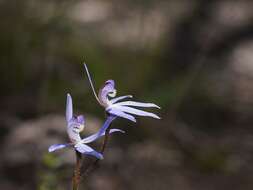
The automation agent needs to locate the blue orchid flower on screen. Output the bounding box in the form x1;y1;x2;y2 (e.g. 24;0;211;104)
84;64;160;123
48;93;124;159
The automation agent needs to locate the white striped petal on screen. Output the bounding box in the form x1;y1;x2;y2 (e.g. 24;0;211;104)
110;95;133;104
114;101;160;109
117;105;160;119
107;107;136;122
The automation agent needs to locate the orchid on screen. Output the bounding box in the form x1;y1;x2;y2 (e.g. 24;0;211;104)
83;64;161;123
48;93;124;159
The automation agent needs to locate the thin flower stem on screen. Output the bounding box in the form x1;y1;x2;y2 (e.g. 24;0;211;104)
72;151;82;190
81;126;111;179
80;115;115;179
100;126;111;153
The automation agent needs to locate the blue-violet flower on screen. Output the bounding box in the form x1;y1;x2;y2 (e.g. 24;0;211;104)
48;93;124;159
84;64;160;123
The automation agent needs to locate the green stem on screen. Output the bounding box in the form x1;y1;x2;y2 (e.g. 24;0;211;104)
72;151;82;190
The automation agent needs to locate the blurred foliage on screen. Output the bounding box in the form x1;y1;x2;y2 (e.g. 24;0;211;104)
38;153;69;190
1;0;253;189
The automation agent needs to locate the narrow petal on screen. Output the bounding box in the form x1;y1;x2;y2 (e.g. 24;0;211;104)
110;95;133;104
66;94;73;122
114;101;160;109
107;107;136;122
83;63;101;104
75;143;103;159
48;143;70;152
79;116;117;144
97;115;116;135
80;128;125;144
117;105;160;119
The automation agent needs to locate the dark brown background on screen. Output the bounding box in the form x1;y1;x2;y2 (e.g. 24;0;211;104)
1;0;253;189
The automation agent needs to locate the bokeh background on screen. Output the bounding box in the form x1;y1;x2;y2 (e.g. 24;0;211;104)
1;0;253;189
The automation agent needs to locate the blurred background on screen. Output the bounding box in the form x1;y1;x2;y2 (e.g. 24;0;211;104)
1;0;253;189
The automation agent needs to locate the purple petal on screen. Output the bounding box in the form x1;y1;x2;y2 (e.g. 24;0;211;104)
97;116;116;135
66;94;73;122
98;80;116;105
114;101;160;109
110;95;133;104
48;143;70;152
105;79;115;87
83;63;101;104
77;115;85;125
80;128;125;144
67;127;82;143
79;116;116;143
107;107;136;122
74;143;103;159
116;105;160;119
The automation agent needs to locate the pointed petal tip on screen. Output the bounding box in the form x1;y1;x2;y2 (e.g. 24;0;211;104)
92;152;104;160
109;129;126;134
67;93;72;100
48;146;54;153
100;155;104;160
130;115;137;122
153;115;161;119
48;144;69;152
150;103;161;109
48;147;56;153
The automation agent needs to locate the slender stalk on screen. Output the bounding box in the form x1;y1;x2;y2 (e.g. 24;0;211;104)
80;115;115;179
82;127;111;178
101;127;110;152
72;151;82;190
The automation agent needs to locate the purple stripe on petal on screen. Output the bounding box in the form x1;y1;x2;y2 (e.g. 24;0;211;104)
107;107;136;122
66;94;73;122
110;95;133;104
48;143;70;152
117;106;160;119
75;143;103;159
115;101;160;109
